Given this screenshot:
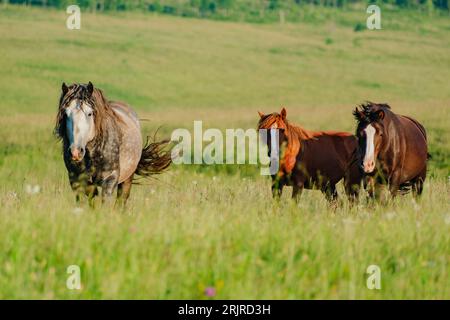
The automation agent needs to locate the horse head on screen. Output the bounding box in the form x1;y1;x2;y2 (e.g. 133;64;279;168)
257;107;303;173
353;102;391;174
257;107;289;143
55;82;97;162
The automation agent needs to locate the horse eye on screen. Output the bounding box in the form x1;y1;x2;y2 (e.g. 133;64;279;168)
87;112;93;117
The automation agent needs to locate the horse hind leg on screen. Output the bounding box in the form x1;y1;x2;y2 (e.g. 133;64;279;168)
116;175;133;207
411;168;426;199
322;184;338;206
344;169;362;204
292;183;304;203
412;178;424;198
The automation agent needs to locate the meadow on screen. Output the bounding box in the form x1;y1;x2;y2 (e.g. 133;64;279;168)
0;6;449;299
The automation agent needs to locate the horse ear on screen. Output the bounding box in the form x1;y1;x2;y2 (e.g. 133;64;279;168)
62;82;68;95
258;111;265;118
280;107;287;120
87;81;94;96
353;107;363;121
377;110;385;120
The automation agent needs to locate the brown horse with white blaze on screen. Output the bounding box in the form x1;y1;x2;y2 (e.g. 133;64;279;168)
258;108;362;203
353;102;429;198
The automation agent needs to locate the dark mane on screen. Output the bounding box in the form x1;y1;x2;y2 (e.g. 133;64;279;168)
54;83;123;141
353;101;391;124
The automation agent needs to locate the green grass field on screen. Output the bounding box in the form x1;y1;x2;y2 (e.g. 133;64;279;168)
0;6;449;299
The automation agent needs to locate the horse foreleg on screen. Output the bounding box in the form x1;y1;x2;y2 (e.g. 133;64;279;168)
272;179;284;199
70;180;85;204
344;166;362;204
292;183;303;203
322;184;338;207
101;172;119;204
345;183;359;204
85;184;98;208
365;176;385;204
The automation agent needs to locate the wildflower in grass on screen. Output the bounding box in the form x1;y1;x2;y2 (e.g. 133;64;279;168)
385;212;396;220
342;218;356;225
25;184;40;195
6;192;18;201
204;287;216;297
72;207;84;215
358;211;370;219
444;214;450;225
411;198;421;212
427;261;436;268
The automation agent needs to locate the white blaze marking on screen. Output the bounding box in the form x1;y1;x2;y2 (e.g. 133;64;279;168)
364;124;376;165
65;100;77;146
65;100;93;148
271;123;278;129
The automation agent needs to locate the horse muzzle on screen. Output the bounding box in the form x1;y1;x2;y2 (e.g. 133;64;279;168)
70;146;85;162
363;159;376;174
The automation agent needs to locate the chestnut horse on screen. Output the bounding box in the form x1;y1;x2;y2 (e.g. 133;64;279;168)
353;102;429;198
258;108;362;202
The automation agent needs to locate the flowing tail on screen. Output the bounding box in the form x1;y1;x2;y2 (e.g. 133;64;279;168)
134;135;172;179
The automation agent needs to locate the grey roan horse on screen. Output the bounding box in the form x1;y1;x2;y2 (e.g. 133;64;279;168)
55;82;171;205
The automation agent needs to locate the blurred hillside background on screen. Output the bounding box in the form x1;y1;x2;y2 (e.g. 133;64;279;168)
3;0;450;24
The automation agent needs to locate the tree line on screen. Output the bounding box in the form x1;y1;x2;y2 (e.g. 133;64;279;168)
4;0;449;21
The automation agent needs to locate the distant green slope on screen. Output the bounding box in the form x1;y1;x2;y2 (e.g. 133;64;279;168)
0;6;449;115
